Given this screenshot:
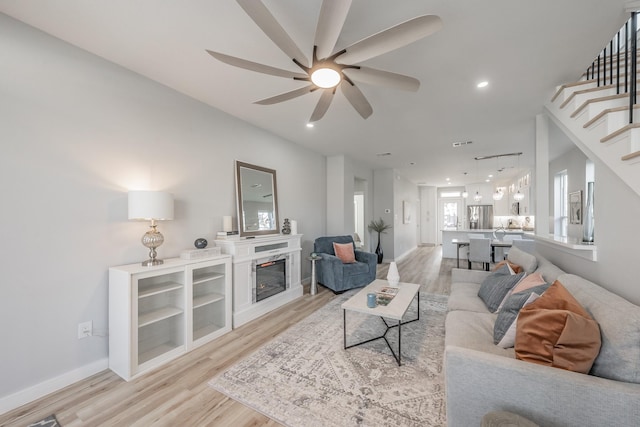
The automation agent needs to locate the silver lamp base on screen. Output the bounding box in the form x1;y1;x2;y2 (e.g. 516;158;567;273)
141;223;165;266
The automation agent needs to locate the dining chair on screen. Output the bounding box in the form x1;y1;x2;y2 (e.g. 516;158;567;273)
512;239;535;254
502;235;522;259
468;238;492;271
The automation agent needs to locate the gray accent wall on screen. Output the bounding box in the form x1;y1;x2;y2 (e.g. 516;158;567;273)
0;14;326;402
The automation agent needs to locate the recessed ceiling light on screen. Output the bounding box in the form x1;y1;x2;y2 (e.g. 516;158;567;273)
485;179;490;182
488;174;493;178
446;177;450;181
477;81;489;88
306;123;314;128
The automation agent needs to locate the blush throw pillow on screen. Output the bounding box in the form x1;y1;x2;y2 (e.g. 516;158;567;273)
515;280;602;374
510;272;546;294
333;242;356;263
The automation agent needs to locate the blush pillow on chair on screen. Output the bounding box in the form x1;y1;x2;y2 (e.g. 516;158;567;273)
333;242;356;263
515;280;602;374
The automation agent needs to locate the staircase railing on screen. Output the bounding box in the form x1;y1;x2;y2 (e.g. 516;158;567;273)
585;11;638;123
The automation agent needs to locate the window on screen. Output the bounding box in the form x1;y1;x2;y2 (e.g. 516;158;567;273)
554;170;568;237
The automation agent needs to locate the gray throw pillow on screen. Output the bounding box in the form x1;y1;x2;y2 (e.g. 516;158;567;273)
493;283;550;345
478;271;525;313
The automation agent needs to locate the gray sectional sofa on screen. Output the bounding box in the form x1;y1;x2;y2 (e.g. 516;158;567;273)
445;246;640;427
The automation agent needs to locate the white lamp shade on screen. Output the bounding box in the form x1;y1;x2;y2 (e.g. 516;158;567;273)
128;191;174;220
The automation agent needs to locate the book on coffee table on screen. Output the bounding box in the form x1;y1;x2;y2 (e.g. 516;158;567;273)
376;287;399;306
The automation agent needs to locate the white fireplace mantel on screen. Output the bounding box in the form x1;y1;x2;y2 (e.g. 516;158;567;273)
215;234;303;327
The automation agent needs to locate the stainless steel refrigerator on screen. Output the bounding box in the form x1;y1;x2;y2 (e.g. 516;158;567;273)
468;205;494;229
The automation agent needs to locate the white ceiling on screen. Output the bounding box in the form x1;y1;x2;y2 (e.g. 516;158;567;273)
0;0;630;186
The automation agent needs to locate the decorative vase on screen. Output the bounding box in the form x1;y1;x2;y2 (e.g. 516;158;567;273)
282;218;291;234
583;181;595;243
387;261;400;286
375;233;383;264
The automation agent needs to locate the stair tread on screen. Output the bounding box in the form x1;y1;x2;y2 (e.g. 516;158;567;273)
570;92;632;118
551;79;596;102
622;150;640;161
601;123;640;143
559;83;618;109
583;104;640;128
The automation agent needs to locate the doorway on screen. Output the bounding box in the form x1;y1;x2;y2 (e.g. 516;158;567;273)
438;198;463;244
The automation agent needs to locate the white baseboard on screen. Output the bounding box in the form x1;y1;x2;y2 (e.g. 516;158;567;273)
0;358;108;415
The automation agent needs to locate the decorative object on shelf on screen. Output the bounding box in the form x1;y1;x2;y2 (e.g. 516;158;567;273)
569;190;582;225
583;182;595;243
180;247;221;260
290;219;298;235
387;261;400;286
368;218;392;264
194;238;208;249
128;191;174;266
282;218;291;234
222;216;233;232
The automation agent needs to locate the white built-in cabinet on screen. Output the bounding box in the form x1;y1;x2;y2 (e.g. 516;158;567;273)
108;256;232;381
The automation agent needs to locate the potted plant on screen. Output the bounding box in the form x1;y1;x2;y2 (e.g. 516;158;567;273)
368;217;392;264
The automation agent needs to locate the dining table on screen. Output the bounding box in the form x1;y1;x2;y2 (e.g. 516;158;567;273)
451;238;513;268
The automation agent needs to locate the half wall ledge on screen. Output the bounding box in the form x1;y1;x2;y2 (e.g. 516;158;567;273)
533;234;597;261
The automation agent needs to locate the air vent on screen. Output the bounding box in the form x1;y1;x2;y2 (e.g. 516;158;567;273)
376;152;392;157
452;141;473;147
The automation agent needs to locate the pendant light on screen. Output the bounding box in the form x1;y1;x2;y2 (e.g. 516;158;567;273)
462;190;469;198
492;156;504;201
473;159;482;202
513;153;525;201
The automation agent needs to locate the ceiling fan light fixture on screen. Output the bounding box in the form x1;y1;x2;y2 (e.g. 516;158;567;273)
311;67;341;88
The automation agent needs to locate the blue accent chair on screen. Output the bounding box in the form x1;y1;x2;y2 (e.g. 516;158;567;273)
313;235;377;293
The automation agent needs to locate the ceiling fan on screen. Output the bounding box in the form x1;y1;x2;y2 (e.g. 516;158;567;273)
206;0;442;122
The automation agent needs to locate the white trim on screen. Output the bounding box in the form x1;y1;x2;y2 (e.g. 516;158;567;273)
0;358;108;415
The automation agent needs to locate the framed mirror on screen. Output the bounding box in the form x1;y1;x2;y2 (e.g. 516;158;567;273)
235;161;280;237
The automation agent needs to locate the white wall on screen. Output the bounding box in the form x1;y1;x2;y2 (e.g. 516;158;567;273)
549;147;587;239
540;125;640;305
372;169;394;259
0;15;326;405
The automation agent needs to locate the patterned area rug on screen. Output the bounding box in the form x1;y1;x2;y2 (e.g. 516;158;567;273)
209;291;448;426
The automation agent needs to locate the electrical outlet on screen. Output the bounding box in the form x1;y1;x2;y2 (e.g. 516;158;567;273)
78;321;92;339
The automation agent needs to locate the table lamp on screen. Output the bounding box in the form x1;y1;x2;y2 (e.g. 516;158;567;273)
128;191;174;266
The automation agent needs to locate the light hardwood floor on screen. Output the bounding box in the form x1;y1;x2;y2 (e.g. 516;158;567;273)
1;246;454;427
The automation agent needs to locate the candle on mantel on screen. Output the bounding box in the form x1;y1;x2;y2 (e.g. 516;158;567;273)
222;216;233;232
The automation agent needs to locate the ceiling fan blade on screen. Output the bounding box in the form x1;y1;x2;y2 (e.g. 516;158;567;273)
343;67;420;91
337;15;442;64
340;81;373;119
314;0;352;59
206;50;307;79
309;88;336;122
254;85;317;105
236;0;309;66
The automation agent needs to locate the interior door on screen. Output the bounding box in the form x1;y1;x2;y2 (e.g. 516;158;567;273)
438;198;463;244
